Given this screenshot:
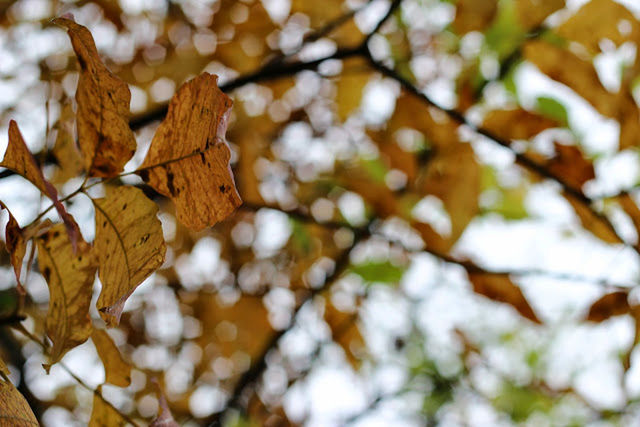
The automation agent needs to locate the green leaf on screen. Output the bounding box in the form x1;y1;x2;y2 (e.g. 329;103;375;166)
493;381;554;422
350;261;405;284
536;96;569;126
484;0;526;59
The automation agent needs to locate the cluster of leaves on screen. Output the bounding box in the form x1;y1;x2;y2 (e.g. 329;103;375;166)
1;15;240;425
3;0;640;425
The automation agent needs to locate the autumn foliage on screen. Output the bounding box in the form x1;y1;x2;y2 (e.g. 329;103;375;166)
2;0;640;425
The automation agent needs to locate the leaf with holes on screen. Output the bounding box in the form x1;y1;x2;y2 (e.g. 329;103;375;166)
93;186;166;326
53;16;136;177
138;72;241;230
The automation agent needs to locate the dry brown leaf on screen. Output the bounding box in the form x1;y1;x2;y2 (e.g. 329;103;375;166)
1;121;81;251
483;109;559;141
324;299;363;369
93;186;166;326
557;0;640;53
92;329;131;387
516;0;564;30
564;191;622;244
524;40;640;149
0;202;26;293
546;142;595;191
586;291;630;322
138;73;241;230
36;224;96;371
53;16;136;177
414;143;480;253
453;0;498;34
468;272;541;323
0;357;8;377
89;385;128;427
0;379;39;426
291;0;363;46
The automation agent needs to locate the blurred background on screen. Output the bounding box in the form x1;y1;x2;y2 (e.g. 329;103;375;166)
2;0;640;425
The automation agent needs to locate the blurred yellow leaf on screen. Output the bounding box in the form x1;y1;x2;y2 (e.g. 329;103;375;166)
524;40;640;149
53;17;136;178
93;186;166;326
138;73;241;230
516;0;564;30
335;58;371;121
414;143;480;253
453;0;498;34
324;299;363;369
92;329;131;387
564;191;623;244
36;224;96;371
483;109;559;141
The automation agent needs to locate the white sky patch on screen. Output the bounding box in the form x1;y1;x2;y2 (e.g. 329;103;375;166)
411;195;452;237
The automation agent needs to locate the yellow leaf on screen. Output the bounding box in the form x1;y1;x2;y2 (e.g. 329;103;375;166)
0;378;38;426
138;73;241;230
564;191;622;244
0;202;26;292
2;121;82;251
92;329;131;387
0;356;8;377
93;186;166;326
468;272;541;323
414;143;480;253
586;291;630;322
36;224;96;372
53;17;136;178
89;385;128;427
453;0;498;34
557;0;640;54
483;109;559;141
516;0;564;31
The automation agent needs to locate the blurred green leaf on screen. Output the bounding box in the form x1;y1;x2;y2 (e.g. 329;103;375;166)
350;261;405;284
536;96;569;126
493;381;554;421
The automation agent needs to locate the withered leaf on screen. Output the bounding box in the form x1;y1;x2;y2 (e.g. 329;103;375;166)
1;121;81;251
564;191;622;244
89;385;128;427
545;142;595;191
468;272;541;323
586;291;630;322
92;186;166;326
52;103;84;184
619;194;640;248
483;109;560;141
0;202;26;292
138;73;241;230
0;356;8;377
0;378;39;426
36;224;96;372
53;17;136;178
92;329;131;387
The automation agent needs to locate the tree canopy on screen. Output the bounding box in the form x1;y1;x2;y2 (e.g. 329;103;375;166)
1;0;640;425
